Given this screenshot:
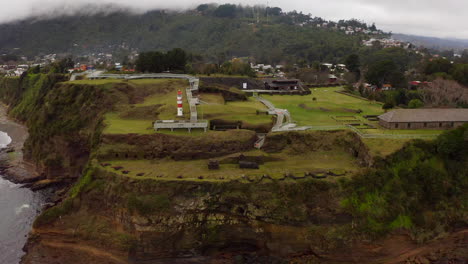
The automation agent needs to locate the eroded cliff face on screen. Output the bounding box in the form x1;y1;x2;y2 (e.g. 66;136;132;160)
26;168;353;263
24;168;468;264
0;75;125;185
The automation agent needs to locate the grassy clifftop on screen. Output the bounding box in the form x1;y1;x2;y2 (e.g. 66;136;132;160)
1;74;465;263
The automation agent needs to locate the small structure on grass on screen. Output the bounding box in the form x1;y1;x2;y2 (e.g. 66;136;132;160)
208;160;220;170
239;161;259;169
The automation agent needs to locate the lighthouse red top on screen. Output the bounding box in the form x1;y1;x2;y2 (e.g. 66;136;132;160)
177;90;182;95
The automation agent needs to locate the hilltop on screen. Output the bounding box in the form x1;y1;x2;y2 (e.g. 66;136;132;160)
0;4;383;63
393;33;468;52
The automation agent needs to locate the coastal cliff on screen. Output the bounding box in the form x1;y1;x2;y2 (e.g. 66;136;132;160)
0;74;465;264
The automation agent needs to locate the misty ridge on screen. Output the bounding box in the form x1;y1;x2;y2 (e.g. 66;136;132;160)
12;3;159;24
2;2;277;25
2;1;377;61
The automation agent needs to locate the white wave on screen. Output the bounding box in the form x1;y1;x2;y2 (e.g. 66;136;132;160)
0;131;12;149
15;204;31;215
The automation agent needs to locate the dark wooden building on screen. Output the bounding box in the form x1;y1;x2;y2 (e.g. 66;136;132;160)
264;79;303;91
378;109;468;129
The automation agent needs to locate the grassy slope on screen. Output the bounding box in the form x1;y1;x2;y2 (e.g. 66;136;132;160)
97;130;363;181
362;138;411;157
262;87;384;126
263;87;444;139
99;79;271;134
101;149;357;181
199;94;271;124
100;79;190;134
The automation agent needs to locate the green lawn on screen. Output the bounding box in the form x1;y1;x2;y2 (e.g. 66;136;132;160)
362;138;412;157
103;112;155;134
101;79;191;134
100;78;273;134
101;149;358;181
262;87;384;126
199;96;272;125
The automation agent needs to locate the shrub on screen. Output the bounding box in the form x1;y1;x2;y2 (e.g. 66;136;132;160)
382;102;394;111
408;99;424;108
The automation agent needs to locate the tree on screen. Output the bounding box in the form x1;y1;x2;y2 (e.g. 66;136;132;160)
214;4;237;18
29;65;41;74
136;49;188;73
136;51;164;73
450;64;468;86
49;57;74;73
365;60;405;88
345;54;360;80
267;7;282;16
424;58;453;75
196;4;210;12
0;54;18;63
408;99;424;108
166;48;188;72
421;78;468;107
382;102;394;111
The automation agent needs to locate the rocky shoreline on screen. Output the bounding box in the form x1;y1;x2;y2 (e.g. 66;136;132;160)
0;104;70;194
0;104;42;184
0;103;67;204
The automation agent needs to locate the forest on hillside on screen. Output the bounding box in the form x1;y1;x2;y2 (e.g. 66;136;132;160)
0;4;379;64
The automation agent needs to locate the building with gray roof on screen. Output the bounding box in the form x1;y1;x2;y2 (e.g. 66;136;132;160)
378;109;468;129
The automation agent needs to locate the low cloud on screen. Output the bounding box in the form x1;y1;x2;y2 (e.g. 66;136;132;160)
0;0;465;39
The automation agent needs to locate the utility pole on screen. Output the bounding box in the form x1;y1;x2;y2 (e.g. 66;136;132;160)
266;1;269;24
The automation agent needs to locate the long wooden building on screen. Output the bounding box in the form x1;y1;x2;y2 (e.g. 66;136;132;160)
378;109;468;129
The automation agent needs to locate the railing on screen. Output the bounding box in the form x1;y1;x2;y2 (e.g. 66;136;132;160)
346;125;438;139
89;73;199;81
154;120;208;131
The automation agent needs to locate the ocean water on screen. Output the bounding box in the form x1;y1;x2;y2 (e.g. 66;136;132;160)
0;131;46;264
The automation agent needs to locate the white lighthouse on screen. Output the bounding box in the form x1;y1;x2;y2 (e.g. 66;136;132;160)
177;90;183;117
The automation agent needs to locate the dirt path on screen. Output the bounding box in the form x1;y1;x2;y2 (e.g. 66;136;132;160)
381;229;468;264
42;240;128;264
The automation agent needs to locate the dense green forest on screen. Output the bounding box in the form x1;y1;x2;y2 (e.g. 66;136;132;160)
0;4;376;64
343;125;468;239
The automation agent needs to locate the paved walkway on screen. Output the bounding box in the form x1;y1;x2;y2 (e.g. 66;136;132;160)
254;95;311;132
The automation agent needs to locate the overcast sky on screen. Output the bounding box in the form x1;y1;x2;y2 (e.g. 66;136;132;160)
1;0;466;39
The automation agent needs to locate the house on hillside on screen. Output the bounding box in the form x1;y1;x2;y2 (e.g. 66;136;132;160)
408;81;431;89
382;84;393;91
264;79;303;91
378;109;468;129
336;64;346;70
328;74;338;83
